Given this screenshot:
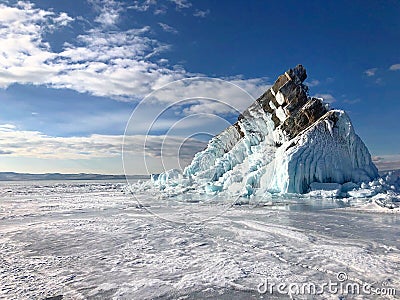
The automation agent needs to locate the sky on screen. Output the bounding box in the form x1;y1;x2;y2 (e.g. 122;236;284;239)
0;0;399;174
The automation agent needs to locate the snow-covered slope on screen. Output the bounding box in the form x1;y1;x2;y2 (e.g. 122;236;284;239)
260;109;378;194
151;65;398;204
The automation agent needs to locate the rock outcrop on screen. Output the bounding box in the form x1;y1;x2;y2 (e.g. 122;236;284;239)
155;65;379;195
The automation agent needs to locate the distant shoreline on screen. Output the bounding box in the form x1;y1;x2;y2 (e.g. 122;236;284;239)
1;169;397;181
0;172;149;181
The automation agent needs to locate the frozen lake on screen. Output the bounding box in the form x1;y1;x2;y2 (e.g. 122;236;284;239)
0;180;399;299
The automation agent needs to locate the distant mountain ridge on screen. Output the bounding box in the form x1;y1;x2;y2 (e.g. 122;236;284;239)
0;172;148;181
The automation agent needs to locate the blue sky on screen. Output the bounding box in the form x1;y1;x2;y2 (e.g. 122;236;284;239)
0;0;399;174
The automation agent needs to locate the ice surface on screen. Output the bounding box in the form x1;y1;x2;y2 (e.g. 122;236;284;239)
1;180;399;299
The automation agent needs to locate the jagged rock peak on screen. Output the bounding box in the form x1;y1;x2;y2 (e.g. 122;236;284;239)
254;64;328;140
288;64;307;83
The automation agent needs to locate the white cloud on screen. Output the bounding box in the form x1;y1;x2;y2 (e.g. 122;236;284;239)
0;124;17;131
313;93;336;104
307;79;320;87
0;2;61;87
230;77;271;99
53;12;74;27
0;1;270;114
158;22;178;34
170;0;192;9
53;27;185;99
0;1;185;99
153;6;167;14
0;124;206;161
128;0;168;15
95;9;120;27
146;77;270;115
389;64;400;71
129;0;158;12
193;9;210;18
128;0;195;14
364;67;378;77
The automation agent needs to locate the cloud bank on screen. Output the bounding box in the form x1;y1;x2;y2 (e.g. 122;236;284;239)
0;124;206;161
0;1;267;104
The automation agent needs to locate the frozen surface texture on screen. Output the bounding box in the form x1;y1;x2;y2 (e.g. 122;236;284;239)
0;181;399;299
151;65;399;208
